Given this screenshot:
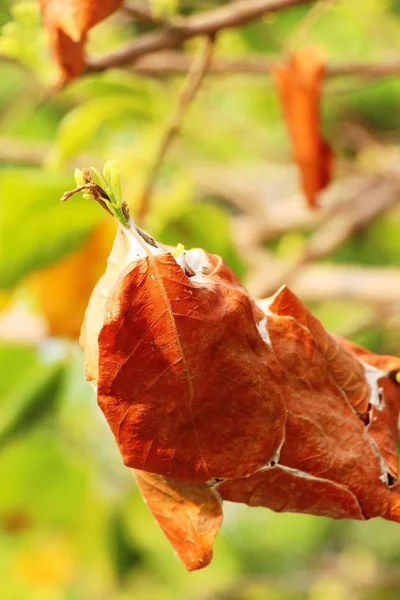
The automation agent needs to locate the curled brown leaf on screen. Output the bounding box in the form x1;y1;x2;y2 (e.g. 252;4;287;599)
39;0;124;83
275;45;333;208
134;470;223;571
81;225;400;569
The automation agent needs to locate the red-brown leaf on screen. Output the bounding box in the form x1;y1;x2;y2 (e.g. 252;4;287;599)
334;336;400;480
81;226;400;569
39;0;124;83
254;287;389;519
218;465;364;520
261;286;372;420
94;229;286;481
46;27;85;83
134;470;223;571
275;45;333;208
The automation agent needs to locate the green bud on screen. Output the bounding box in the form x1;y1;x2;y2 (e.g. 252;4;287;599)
74;168;86;187
102;161;113;184
63;161;130;229
106;161;122;206
90;166;107;192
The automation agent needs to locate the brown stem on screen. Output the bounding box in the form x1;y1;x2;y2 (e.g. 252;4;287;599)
61;181;114;217
136;34;215;224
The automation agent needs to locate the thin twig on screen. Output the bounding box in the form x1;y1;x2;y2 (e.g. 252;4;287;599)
136;35;215;224
254;175;400;298
86;0;315;73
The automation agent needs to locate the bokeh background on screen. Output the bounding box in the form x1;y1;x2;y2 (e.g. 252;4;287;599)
1;1;400;598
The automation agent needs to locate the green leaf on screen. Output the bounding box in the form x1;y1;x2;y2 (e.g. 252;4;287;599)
0;426;89;531
0;167;102;289
0;1;52;83
54;95;157;161
67;70;159;102
0;344;66;448
0;343;37;398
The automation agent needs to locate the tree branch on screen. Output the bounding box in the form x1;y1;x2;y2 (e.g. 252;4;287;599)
252;174;400;298
328;60;400;78
86;0;315;73
136;35;215;224
128;51;400;79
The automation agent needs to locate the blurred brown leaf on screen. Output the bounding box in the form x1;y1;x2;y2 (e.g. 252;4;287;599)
39;0;124;83
275;45;333;208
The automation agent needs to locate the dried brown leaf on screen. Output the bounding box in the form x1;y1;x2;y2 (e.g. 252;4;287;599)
81;227;400;569
39;0;124;83
134;470;223;570
275;45;333;208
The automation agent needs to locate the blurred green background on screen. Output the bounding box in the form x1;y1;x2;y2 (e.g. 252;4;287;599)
1;0;400;598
